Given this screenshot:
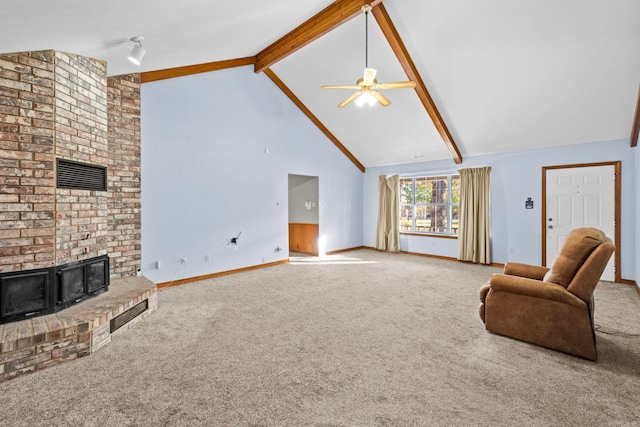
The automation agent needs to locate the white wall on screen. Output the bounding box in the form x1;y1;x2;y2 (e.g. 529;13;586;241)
141;66;363;283
364;139;636;281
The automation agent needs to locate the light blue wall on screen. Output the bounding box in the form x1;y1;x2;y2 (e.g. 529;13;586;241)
140;64;637;285
364;139;636;281
141;66;363;283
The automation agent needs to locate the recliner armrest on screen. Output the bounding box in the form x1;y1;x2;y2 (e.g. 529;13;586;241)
503;262;550;280
489;274;585;308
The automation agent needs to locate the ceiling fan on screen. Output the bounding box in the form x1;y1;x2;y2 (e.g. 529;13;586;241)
321;4;416;108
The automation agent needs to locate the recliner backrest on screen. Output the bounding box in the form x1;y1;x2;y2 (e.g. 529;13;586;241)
567;239;615;301
543;227;610;289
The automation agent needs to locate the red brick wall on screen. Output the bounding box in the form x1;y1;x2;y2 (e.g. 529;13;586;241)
107;74;141;277
0;50;141;278
0;51;57;272
53;52;110;266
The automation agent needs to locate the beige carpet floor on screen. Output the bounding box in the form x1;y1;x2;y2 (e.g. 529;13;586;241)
1;249;639;426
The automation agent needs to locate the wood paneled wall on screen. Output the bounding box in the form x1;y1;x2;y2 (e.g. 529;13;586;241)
288;223;318;255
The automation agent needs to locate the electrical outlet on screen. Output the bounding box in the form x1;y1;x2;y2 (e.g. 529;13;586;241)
180;258;187;264
155;261;161;269
509;248;515;254
205;254;210;262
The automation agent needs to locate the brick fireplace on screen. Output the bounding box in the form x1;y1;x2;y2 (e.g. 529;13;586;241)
0;50;155;382
0;50;141;273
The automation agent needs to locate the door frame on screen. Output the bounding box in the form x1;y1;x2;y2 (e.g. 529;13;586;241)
541;161;621;282
287;174;320;256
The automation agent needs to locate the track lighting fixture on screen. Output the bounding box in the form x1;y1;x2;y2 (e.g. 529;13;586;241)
128;36;146;65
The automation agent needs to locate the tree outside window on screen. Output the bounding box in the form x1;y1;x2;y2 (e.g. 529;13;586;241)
400;175;460;235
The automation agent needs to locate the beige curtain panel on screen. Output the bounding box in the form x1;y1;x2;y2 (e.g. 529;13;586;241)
457;166;491;264
376;174;400;252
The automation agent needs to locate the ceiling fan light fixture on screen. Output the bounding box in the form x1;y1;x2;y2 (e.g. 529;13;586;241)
320;3;415;108
128;36;146;65
355;91;376;107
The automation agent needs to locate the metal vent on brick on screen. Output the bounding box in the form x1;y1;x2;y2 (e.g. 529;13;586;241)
57;158;107;191
110;299;148;333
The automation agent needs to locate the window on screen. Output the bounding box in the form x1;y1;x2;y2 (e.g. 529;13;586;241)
400;174;460;235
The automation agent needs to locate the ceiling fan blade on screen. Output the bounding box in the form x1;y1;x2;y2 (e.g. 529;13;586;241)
370;90;391;107
363;68;377;85
376;81;417;90
338;91;363;108
321;84;361;90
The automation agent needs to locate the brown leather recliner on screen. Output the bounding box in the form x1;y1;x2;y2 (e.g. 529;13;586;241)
479;227;615;360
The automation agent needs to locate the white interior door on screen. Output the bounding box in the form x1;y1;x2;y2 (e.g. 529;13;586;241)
545;165;615;281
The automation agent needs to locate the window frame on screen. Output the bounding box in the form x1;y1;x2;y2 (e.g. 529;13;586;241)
399;174;460;237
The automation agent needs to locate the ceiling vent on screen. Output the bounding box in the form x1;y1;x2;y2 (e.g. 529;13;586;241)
56;158;107;191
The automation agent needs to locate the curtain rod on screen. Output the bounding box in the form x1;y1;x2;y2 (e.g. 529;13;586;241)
397;170;460;178
380;165;490;179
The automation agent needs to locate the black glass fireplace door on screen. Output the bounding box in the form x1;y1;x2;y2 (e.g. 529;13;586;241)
0;255;110;324
0;268;56;322
56;255;109;309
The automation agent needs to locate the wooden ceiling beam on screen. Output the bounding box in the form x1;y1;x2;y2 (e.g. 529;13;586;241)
631;84;640;147
372;3;463;164
254;0;383;73
264;68;366;172
140;57;255;83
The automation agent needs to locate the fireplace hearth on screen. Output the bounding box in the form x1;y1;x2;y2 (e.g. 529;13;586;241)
0;255;110;324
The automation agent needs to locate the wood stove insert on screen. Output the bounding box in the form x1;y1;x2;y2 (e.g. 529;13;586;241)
0;255;110;324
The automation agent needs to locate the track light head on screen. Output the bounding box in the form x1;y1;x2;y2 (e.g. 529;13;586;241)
128;36;146;65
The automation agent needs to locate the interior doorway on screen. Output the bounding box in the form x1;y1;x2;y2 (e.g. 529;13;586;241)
288;174;319;256
542;162;620;282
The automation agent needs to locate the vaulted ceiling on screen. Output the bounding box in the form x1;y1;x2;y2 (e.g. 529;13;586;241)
3;0;639;169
